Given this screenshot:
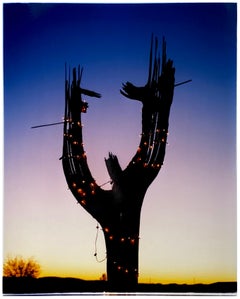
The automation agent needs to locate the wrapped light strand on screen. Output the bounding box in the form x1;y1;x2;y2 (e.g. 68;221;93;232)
111;260;139;276
103;226;139;245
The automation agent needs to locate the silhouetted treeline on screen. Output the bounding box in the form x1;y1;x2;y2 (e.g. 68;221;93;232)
2;276;237;294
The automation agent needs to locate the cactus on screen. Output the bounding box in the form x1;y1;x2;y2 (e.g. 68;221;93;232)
61;36;175;291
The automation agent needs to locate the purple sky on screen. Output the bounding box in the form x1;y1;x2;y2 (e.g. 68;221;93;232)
3;3;237;283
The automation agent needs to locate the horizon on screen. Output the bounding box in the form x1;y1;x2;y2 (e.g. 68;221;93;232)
3;2;237;285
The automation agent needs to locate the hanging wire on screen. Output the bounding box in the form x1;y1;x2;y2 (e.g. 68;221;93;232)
99;180;112;187
94;223;107;263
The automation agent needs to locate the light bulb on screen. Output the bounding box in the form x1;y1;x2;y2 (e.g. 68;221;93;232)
77;188;83;194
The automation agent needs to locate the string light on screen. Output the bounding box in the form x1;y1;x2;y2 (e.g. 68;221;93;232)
62;70;171;279
110;261;138;276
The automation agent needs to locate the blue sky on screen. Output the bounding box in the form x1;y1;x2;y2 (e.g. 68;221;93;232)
3;3;237;283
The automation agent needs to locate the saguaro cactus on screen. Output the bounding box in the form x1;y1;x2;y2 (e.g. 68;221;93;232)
61;36;175;291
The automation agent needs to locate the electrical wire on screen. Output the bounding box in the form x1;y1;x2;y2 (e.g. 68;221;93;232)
94;223;107;263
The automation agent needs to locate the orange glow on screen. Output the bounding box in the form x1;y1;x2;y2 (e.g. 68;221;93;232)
80;199;86;205
77;188;83;194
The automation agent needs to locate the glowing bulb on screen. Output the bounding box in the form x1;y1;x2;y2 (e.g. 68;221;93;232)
104;228;109;233
72;183;77;188
80;200;86;206
109;235;113;240
130;239;135;245
77;188;83;194
121;237;125;242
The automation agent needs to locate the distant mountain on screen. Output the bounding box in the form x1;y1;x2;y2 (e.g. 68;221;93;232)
2;276;237;294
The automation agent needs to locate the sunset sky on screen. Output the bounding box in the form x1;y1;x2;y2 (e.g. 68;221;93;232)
3;2;237;284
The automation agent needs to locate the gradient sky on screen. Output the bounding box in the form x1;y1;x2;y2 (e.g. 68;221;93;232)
3;2;237;284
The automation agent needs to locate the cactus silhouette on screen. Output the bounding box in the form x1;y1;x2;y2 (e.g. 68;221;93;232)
61;36;175;291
